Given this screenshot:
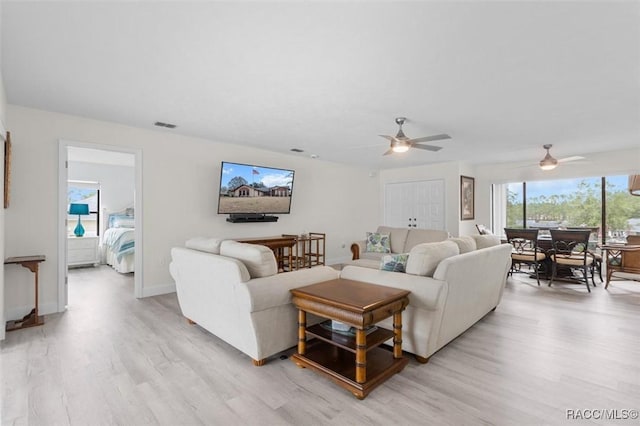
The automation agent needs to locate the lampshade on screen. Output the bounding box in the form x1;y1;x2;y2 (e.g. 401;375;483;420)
69;203;90;215
629;175;640;196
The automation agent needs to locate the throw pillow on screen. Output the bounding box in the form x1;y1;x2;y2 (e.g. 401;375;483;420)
366;232;391;253
405;240;460;277
185;237;225;254
472;234;501;249
379;253;409;273
219;241;277;278
449;236;477;254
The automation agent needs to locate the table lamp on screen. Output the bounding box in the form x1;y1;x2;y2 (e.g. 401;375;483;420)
69;203;90;237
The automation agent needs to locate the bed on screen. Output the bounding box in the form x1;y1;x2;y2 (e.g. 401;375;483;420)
102;208;135;273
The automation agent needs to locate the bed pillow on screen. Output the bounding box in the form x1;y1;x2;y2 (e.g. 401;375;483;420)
109;215;135;228
405;240;459;277
380;253;409;273
366;232;391;253
185;237;225;254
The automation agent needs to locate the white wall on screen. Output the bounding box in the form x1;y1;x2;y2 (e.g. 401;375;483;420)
68;161;135;213
3;105;380;320
0;0;7;340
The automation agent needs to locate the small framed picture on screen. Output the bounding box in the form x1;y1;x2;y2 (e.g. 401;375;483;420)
4;131;10;209
460;175;474;220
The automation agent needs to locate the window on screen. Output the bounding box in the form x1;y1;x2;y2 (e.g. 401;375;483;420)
494;175;640;243
605;175;640;243
68;181;100;236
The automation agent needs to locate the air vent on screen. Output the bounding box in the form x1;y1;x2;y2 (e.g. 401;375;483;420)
290;148;304;153
154;121;177;129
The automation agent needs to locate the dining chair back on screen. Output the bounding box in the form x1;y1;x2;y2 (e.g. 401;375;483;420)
505;228;545;285
549;229;593;292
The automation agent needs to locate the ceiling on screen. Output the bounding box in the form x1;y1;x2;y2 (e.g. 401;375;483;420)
2;1;639;169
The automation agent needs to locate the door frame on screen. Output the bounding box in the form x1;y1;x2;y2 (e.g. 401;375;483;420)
57;140;143;312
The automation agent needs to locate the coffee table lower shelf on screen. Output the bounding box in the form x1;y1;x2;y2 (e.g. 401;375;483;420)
292;339;409;399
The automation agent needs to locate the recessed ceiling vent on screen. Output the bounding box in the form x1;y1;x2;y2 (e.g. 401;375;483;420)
290;148;304;153
154;121;177;129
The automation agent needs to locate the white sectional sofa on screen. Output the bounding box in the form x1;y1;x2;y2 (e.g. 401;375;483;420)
348;226;449;269
170;234;510;366
170;238;339;366
342;235;511;362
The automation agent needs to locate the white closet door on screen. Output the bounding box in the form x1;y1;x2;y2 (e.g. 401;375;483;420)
384;180;445;230
384;182;411;228
426;180;445;230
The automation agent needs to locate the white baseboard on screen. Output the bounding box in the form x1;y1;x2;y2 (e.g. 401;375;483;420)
5;302;60;321
141;282;176;298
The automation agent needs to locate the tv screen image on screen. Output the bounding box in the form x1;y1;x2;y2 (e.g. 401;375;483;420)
218;161;295;215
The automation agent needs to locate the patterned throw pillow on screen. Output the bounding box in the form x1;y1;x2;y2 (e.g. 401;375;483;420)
366;232;391;253
380;253;409;272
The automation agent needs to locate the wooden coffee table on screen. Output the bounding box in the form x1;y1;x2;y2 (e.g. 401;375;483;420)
290;278;410;399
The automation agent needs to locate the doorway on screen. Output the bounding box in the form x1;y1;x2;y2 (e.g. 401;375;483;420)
57;140;143;312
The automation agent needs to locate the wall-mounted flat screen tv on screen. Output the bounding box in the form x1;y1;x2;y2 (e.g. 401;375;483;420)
218;161;295;214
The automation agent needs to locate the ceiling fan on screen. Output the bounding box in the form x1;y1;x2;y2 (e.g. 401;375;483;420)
539;144;585;170
379;117;451;156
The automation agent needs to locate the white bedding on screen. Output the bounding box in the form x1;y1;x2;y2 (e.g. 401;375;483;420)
102;227;135;273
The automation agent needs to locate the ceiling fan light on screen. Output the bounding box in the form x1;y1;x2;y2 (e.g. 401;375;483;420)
392;144;410;153
539;153;558;171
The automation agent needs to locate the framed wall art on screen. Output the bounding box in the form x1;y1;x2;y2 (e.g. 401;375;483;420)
4;131;11;209
460;175;474;220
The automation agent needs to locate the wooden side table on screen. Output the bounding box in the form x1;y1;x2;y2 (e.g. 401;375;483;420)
291;278;410;399
5;255;46;332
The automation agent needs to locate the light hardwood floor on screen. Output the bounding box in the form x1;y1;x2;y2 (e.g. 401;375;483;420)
2;266;640;425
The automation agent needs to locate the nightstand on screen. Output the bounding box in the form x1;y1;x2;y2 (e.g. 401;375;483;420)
68;236;99;267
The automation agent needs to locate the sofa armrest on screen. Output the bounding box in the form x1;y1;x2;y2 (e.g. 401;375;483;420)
239;266;340;312
340;265;447;311
351;240;366;260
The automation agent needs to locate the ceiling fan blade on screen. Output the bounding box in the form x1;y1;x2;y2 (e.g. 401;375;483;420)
558;156;585;163
379;135;396;142
382;149;393;156
411;144;442;152
409;134;451;144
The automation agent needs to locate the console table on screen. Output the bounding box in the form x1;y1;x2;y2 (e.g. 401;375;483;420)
290;278;410;399
235;233;326;272
5;255;46;332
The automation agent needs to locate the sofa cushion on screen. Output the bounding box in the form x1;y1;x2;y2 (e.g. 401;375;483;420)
365;232;391;253
342;258;382;269
185;237;225;254
449;236;477;254
472;234;502;249
406;240;460;277
220;241;277;278
377;226;409;254
404;228;450;252
360;251;387;262
380;253;409;272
